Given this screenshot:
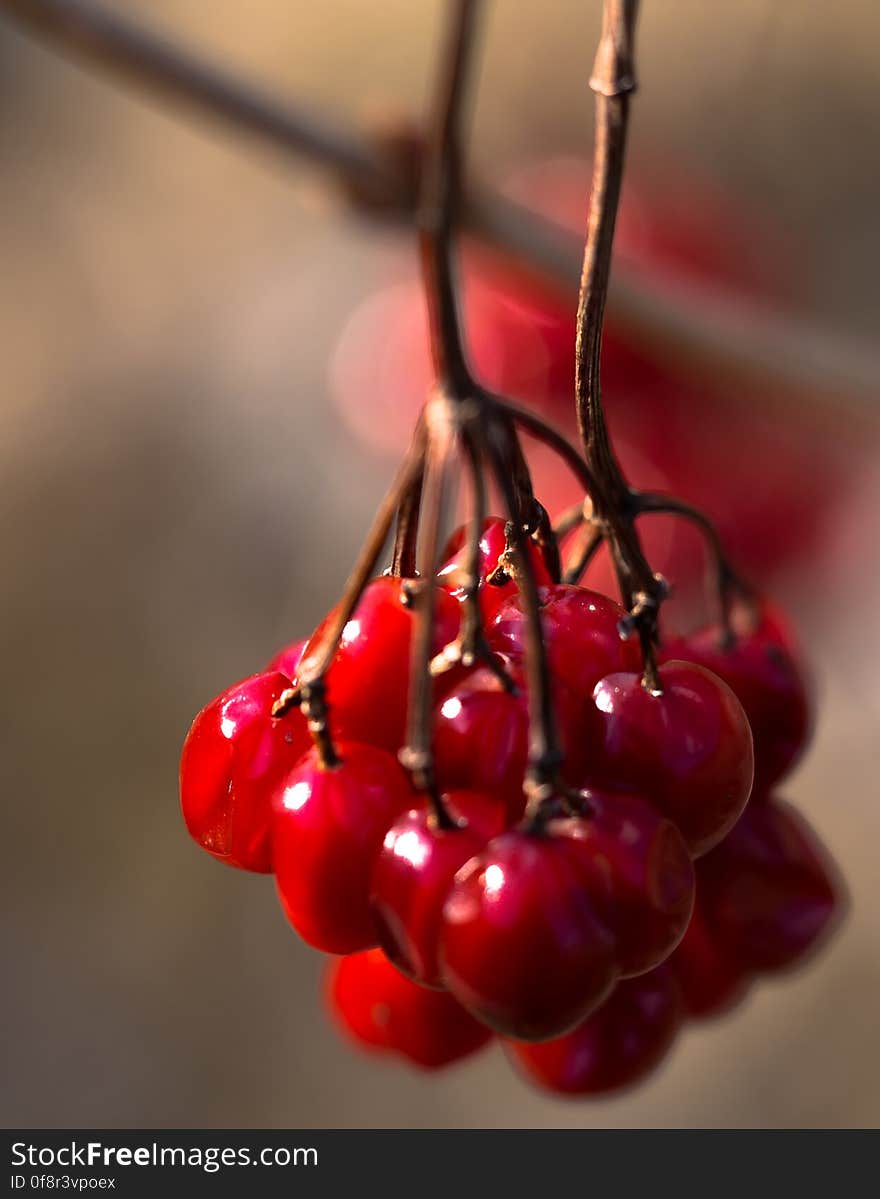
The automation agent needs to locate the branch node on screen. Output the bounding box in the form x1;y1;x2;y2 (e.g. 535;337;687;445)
589;0;638;97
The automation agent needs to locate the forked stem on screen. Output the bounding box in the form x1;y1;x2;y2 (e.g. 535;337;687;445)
574;0;664;690
634;492;756;641
418;0;479;396
399;0;482;816
486;421;564;815
429;423;516;694
400;403;459;828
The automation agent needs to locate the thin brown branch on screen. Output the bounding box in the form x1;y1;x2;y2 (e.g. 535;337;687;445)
575;0;637;492
553;500;591;540
418;0;478;394
458;429;489;658
563;523;604;585
390;472;423;579
399;0;478;819
403;0;568;813
486;422;563;811
574;0;664;688
633;491;755;638
400;408;457;824
1;0;877;407
0;0;392;197
486;392;603;499
390;419;425;578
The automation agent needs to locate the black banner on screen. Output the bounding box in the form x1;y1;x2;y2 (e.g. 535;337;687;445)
2;1130;874;1197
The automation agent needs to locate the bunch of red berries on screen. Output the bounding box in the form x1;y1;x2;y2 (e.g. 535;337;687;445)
178;0;846;1102
180;515;841;1096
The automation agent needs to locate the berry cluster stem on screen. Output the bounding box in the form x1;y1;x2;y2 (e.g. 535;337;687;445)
400;403;458;826
390;440;424;579
565;0;755;657
273;0;755;798
417;0;477;397
400;0;569;815
485;429;563;814
574;0;664;690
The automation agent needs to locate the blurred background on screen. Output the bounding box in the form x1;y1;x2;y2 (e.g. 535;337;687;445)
1;0;878;1128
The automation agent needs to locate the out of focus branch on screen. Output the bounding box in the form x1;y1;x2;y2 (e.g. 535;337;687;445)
0;0;390;196
1;0;878;411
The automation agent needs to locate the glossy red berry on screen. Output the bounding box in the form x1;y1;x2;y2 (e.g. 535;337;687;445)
488;583;639;700
507;965;682;1096
584;661;755;856
265;636;308;679
660;603;812;789
553;791;695;977
325;949;492;1069
370;792;507;988
180;671;310;872
432;656;586;821
303;576;460;753
669;892;752;1020
272;742;414;954
697;797;843;973
438;516;554;622
440;829;617;1041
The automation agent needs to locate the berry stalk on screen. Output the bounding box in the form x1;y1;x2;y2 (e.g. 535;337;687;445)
400;401;457;821
398;0;572;814
570;0;758;671
417;0;478;398
573;0;666;689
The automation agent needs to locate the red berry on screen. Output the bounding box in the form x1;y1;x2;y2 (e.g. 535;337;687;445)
584;661;755;856
432;656;587;821
302;576;460;753
265;636;308;679
697;798;843;973
438;516;554;621
660;603;812;789
488;583;639;700
324;948;392;1054
325;949;492;1069
553;791;695;977
370;792;507;988
440;829;617;1041
669;892;752;1020
179;671;310;872
272;742;413;954
507;965;682;1096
